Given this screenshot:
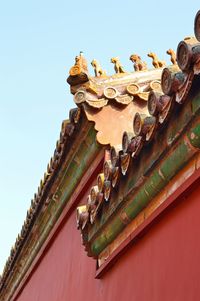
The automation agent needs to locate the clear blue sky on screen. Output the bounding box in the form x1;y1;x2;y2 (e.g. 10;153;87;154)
0;0;199;273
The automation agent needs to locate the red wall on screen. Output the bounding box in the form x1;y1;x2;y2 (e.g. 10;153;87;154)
15;180;200;301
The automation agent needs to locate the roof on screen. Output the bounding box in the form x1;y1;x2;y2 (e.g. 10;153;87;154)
76;12;200;258
67;51;173;146
1;8;200;299
0;107;93;295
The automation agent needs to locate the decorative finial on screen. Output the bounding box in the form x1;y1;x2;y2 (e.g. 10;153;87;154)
129;54;148;71
147;52;166;68
166;49;177;65
69;52;88;77
67;52;89;86
111;57;125;73
91;59;107;76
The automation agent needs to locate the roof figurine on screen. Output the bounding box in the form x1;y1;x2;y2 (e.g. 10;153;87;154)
147;52;166;68
166;48;177;65
111;57;126;73
129;54;148;71
67;51;89;86
70;51;88;75
91;59;107;77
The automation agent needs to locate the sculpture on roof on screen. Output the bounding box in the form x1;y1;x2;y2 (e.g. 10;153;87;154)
166;49;177;65
91;59;107;77
148;52;166;68
69;51;88;76
67;52;89;86
129;54;148;71
111;57;126;73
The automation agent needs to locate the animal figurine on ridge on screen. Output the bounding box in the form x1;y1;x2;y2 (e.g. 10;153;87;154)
91;59;107;77
111;57;125;73
129;54;148;71
69;51;88;77
75;51;88;72
166;49;177;65
147;52;166;68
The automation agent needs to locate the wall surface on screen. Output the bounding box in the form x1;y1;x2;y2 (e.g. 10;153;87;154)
15;177;200;301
